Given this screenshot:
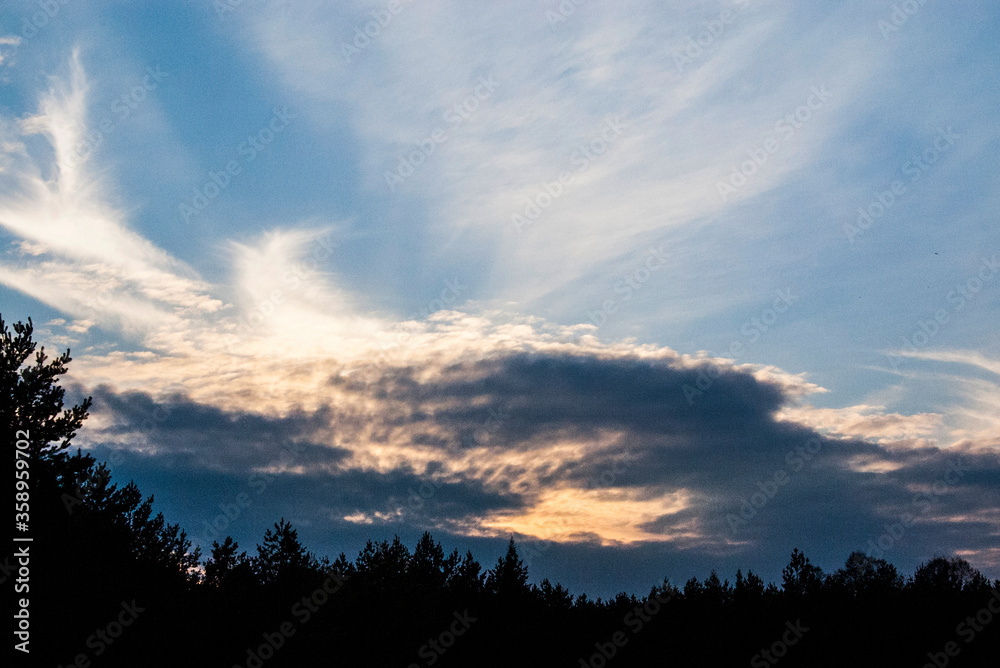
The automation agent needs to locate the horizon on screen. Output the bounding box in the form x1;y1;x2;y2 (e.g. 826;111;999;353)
1;0;998;600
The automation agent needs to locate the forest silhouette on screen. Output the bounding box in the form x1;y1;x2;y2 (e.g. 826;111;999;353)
5;315;999;667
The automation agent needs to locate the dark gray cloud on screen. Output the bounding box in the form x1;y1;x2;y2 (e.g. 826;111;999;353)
360;353;788;442
90;385;350;472
78;351;1000;597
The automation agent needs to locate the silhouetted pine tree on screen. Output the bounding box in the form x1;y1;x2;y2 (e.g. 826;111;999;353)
254;518;319;588
6;313;1000;667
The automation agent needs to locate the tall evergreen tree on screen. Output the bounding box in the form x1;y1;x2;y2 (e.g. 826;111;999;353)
781;548;825;597
486;537;529;597
254;518;318;587
205;536;255;589
2;316;91;460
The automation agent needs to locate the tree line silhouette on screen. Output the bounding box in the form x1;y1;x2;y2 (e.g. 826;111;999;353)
4;315;998;667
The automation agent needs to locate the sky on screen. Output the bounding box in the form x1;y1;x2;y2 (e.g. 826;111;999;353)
1;0;998;598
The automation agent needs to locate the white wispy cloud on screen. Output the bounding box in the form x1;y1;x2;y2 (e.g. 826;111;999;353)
2;17;997;564
0;52;223;343
892;349;1000;377
240;0;884;322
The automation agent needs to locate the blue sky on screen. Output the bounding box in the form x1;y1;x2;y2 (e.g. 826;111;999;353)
1;0;999;596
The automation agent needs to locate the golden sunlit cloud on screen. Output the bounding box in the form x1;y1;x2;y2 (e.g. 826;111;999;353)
3;54;998;555
479;487;696;546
